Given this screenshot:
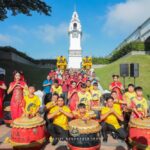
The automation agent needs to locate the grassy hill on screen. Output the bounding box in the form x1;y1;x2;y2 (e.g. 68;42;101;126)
0;60;50;90
95;55;150;99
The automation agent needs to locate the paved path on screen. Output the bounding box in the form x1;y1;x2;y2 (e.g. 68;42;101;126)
0;124;128;150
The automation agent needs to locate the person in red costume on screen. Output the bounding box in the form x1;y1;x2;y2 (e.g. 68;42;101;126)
109;75;124;100
82;73;88;83
7;71;28;120
68;81;78;111
77;74;83;91
0;74;7;122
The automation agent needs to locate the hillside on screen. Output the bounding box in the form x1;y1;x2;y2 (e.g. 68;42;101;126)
95;55;150;98
0;60;50;89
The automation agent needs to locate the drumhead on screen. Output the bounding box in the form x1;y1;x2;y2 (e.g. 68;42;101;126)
129;118;150;129
69;119;101;135
12;116;45;128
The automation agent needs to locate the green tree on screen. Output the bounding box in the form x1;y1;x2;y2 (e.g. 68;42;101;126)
0;0;51;21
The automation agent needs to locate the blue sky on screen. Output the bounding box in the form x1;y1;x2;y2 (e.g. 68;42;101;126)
0;0;150;59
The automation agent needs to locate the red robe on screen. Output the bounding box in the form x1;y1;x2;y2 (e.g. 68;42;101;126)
110;81;123;99
68;88;78;111
0;81;5;119
10;81;26;120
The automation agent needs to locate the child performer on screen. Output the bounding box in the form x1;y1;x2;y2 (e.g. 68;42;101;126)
109;75;124;100
90;82;102;109
24;86;41;118
77;83;92;110
51;79;62;96
131;86;148;119
73;103;96;120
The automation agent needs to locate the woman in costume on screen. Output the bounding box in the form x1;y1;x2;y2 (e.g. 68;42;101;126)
0;74;7;122
68;81;78;111
7;71;28;120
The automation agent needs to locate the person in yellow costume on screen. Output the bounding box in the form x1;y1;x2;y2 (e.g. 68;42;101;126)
101;96;127;142
90;82;102;108
86;80;93;93
47;96;73;145
51;79;62;96
45;93;59;110
73;103;96;120
77;83;92;110
90;82;102;121
131;86;148;119
123;84;136;130
44;93;59;126
111;91;126;110
24;86;41;118
123;84;136;110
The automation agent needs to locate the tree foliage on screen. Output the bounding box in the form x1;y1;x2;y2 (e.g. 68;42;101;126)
92;57;110;64
110;41;145;62
93;41;148;64
0;0;51;20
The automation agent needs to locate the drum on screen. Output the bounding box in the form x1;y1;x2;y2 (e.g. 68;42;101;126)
68;119;101;150
3;106;12;126
10;115;46;150
129;117;150;150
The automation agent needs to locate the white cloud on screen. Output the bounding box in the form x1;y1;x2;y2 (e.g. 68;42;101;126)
11;25;27;33
0;34;23;45
35;23;68;44
0;34;11;43
103;0;150;36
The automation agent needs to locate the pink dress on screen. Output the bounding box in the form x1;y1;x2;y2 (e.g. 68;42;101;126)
0;81;5;119
10;81;26;120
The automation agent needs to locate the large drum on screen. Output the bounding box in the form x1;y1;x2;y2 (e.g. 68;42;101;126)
3;106;12;126
68;119;101;150
129;118;150;150
10;115;46;150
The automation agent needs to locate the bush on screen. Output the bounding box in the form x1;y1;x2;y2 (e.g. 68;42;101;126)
92;57;110;64
110;41;145;62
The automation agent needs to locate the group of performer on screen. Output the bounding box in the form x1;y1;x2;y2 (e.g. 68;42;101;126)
0;68;149;147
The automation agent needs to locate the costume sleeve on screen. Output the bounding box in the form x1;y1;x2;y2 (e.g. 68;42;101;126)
36;96;41;106
64;106;71;113
143;98;148;110
101;108;107;115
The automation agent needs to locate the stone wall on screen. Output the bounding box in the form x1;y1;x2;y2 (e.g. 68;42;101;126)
11;52;36;66
0;50;12;60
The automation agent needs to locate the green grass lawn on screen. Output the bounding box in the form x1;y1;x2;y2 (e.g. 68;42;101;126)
95;55;150;99
0;60;50;90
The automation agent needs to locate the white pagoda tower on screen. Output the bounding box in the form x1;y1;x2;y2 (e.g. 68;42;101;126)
68;10;82;69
